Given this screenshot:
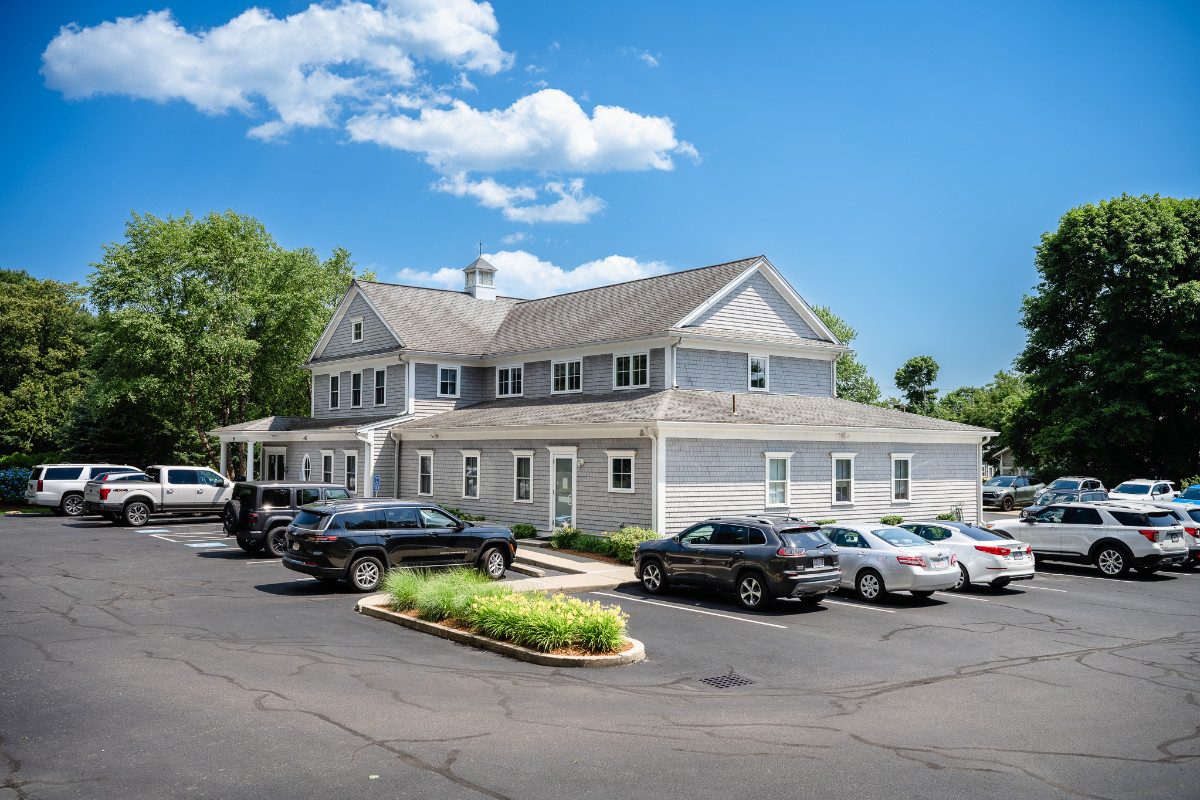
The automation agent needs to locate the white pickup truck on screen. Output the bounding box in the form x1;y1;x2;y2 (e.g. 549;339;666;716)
83;465;233;526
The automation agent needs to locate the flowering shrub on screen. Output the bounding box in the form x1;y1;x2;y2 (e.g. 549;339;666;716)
0;468;32;504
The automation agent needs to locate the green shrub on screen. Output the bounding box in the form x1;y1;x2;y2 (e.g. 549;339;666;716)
572;534;611;556
465;592;628;654
0;468;33;504
814;518;836;525
383;568;507;622
880;515;904;525
1182;475;1200;490
510;524;538;538
935;512;957;520
550;526;581;550
441;506;463;517
0;452;64;470
606;527;661;564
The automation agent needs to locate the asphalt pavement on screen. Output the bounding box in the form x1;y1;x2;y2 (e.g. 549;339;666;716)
1;512;1197;799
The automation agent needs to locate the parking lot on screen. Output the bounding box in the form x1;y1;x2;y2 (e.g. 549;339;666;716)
2;512;1198;799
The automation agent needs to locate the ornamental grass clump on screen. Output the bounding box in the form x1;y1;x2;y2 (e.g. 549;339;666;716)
466;593;628;654
383;568;508;622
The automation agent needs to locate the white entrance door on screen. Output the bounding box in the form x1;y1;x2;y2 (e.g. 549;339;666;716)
552;456;574;529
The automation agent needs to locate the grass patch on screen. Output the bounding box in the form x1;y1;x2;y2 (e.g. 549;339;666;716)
381;568;628;654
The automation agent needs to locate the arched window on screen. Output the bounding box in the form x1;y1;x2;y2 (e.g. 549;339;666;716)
302;454;312;481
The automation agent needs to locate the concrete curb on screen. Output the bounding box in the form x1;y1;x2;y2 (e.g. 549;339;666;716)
356;595;645;668
507;562;546;578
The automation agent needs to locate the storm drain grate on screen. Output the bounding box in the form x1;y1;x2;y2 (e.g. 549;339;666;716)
699;673;756;689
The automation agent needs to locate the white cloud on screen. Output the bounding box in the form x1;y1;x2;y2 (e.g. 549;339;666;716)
639;52;660;67
622;47;660;67
348;88;688;173
433;174;604;223
395;251;670;298
42;1;512;137
501;232;533;245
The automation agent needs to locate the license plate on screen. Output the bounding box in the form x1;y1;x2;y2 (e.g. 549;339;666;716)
932;558;947;567
291;542;299;551
812;558;824;568
1172;534;1181;542
1011;552;1026;559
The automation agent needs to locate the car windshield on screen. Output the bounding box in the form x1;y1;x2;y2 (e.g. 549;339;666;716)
1048;479;1081;489
1180;486;1200;500
957;526;1011;542
1040;491;1076;505
985;476;1016;487
779;528;830;550
873;528;926;547
292;510;328;530
1114;483;1150;494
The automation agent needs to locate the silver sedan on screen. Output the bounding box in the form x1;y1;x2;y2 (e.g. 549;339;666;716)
900;520;1035;590
823;523;959;602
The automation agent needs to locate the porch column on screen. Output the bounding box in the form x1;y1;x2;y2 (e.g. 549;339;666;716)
246;440;255;481
219;441;227;477
363;432;376;498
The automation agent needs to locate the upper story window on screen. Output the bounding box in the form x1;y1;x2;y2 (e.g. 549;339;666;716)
497;365;523;397
374;369;386;406
552;359;582;393
351;372;363;407
749;355;769;391
350;317;364;343
614;352;649;389
329;375;340;409
438;366;460;398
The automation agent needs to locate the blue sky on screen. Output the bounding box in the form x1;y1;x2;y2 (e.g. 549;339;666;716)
3;1;1198;396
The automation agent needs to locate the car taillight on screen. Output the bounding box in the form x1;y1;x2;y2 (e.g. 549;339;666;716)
975;545;1012;556
1185;528;1199;537
250;512;259;524
1026;546;1032;554
1138;530;1158;542
896;555;926;566
777;547;806;556
309;533;339;542
37;480;43;492
950;554;958;565
100;488;110;501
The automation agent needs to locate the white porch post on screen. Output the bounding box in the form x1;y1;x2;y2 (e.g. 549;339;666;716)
247;441;256;481
655;431;667;535
219;441;227;477
363;432;376;498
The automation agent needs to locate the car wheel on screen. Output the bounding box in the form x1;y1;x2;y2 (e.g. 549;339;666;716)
348;556;385;592
736;572;772;611
640;559;668;594
122;501;151;527
1094;546;1130;578
911;590;935;599
478;546;507;581
60;493;85;517
263;527;289;558
989;578;1011;590
222;501;241;535
235;535;262;554
855;570;886;602
1001;495;1014;512
953;564;971;591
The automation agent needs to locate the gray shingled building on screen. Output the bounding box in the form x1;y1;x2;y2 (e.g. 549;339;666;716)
211;255;994;533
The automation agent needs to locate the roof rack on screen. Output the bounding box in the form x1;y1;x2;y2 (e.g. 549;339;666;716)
703;514;811;525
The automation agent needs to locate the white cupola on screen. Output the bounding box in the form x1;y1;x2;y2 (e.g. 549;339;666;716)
463;257;499;301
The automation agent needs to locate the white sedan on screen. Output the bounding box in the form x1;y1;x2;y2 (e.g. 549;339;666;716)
823;523;959;602
901;520;1035;590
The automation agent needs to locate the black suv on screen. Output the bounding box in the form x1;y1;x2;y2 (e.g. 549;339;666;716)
281;500;518;592
223;482;352;557
633;516;841;610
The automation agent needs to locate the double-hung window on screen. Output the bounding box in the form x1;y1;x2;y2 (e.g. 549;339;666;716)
374;369;386;406
552;360;581;393
461;451;480;499
321;451;333;483
351;372;363;407
350;317;363;343
764;452;792;507
438;366;459;398
512;450;533;502
497;366;523;397
606;450;635;493
345;453;358;493
832;452;856;504
614;353;648;389
891;453;913;502
328;375;340;409
417;451;433;496
749;355;769;391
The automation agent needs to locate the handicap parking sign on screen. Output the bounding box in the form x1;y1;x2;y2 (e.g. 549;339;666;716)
373;474;380;492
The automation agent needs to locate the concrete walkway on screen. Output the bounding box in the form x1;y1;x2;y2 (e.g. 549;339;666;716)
509;545;639;594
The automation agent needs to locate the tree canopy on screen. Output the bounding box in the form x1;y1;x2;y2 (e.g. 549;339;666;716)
894;355;939;412
811;305;881;405
931;370;1028;460
1010;194;1200;484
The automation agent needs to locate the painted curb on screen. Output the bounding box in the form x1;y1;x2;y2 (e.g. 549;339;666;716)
356;597;645;668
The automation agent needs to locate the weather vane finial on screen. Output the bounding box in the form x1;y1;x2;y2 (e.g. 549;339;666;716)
478;241;482;257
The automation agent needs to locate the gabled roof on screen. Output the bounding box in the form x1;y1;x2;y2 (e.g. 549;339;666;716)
355;281;520;356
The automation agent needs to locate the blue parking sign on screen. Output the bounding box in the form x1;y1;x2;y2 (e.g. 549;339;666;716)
373;474;380;492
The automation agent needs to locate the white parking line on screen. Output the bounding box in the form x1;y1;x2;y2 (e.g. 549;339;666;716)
935;591;989;602
590;592;788;628
823;599;896;613
1024;585;1068;593
1044;573;1140;585
245;560;282;565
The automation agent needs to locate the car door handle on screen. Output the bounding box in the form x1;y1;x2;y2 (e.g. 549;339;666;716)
166;489;173;494
733;551;744;558
196;489;204;494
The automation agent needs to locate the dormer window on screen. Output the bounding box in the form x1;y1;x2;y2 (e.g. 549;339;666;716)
749;355;769;391
614;353;649;389
497;365;523;397
350;317;363;343
438;366;460;398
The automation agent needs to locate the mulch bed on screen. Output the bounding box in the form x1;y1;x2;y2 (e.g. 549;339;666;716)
392;608;634;656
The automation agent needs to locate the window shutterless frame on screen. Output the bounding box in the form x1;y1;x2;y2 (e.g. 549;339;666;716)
748;355;769;392
496;365;524;398
437;365;460;398
461;450;480;500
764;451;792;508
890;452;914;502
605;450;636;493
351;372;363;408
321;450;334;483
374;368;386;406
831;452;856;505
350;316;364;343
551;359;582;394
302;454;311;481
344;453;358;494
613;352;649;390
512;450;533;503
328;375;340;409
416;450;433;496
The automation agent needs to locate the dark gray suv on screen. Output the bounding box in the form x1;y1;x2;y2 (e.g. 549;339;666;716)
633;516;841;610
223;482;352;556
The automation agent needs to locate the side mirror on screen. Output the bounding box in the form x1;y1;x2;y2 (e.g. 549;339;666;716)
672;534;681;543
454;521;466;531
1021;517;1035;523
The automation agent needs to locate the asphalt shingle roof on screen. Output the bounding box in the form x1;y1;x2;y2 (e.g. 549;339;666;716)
210;415;397;434
392;390;994;434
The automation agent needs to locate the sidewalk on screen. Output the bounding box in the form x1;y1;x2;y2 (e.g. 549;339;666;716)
509;545;639;594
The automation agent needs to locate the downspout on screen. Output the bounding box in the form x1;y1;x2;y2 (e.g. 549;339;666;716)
669;337;682;389
977;435;991;524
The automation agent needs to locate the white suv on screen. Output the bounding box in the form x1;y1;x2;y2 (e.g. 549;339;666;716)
25;464;140;516
1109;479;1177;502
1141;501;1200;568
991;501;1188;577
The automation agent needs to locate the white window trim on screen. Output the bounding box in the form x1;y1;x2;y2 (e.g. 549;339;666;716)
890;452;914;504
350;316;364;343
748;354;770;392
374;368;387;407
320;449;334;484
302;454;312;482
416;449;434;497
551;359;583;394
764;451;793;508
612;351;650;390
461;449;481;500
437;364;461;398
263;446;287;481
344;452;358;494
328;374;340;409
512;450;534;503
496;364;524;398
831;452;857;506
351;371;364;408
605;449;637;494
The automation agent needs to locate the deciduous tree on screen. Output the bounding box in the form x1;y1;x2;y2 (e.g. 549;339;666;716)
894;355;939;412
811;305;882;405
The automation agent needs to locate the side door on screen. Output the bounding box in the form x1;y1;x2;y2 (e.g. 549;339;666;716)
164;469;198;511
419;507;468;565
193;469;231;510
702;523;750;589
664;524;714;585
1060;506;1104;557
1022;505;1066;553
382;507;429;567
828;528;867;584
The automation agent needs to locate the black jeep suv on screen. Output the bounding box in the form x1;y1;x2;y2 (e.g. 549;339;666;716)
281;499;518;592
223;482;352;557
633;516;841;610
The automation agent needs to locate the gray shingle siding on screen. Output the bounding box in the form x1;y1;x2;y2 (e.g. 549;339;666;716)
674;349;832;397
663;438;978;533
690;272;821;340
312;363;406;420
521;360;551;399
582;354;611;394
322;294;400;359
771;355;833;397
398;438;652;533
276;435;395;498
412;362;491;417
